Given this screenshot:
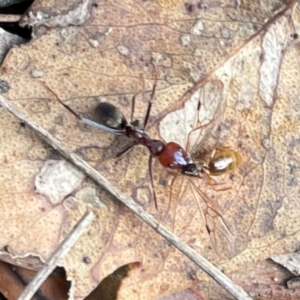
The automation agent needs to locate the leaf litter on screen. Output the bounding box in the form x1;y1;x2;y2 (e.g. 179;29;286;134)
0;0;300;299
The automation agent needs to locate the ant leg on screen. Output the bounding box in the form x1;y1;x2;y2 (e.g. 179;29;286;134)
160;171;180;223
188;180;223;256
143;67;157;129
143;99;152;130
185;117;215;153
185;90;215;153
205;205;235;256
148;155;158;210
166;172;179;217
116;142;136;158
130;92;138;125
202;172;232;191
213;186;232;192
190;179;234;256
209;148;216;159
185;89;203;152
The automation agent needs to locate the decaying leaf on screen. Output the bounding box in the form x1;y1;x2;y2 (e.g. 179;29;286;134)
271;252;300;276
1;0;300;299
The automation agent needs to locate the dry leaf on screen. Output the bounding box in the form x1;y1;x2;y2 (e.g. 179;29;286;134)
0;0;300;299
271;252;300;276
0;261;69;300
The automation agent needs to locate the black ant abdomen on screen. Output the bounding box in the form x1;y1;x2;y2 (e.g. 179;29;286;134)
94;102;127;130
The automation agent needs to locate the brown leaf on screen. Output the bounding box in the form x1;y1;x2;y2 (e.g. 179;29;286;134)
0;261;70;300
0;0;299;299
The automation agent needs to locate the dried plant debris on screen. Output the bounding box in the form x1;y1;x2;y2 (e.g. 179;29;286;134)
0;0;300;299
0;79;9;93
0;0;27;8
0;28;26;61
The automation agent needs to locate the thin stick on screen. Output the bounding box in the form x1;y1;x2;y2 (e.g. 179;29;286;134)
0;95;252;300
0;14;22;22
18;211;95;300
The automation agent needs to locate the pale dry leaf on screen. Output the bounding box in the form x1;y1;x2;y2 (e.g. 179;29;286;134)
35;160;85;204
0;0;299;299
187;259;300;300
271;252;300;276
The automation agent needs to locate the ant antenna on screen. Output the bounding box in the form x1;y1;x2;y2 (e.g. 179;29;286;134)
44;84;81;120
148;156;158;209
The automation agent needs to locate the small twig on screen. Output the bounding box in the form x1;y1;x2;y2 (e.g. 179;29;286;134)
0;95;252;300
18;211;95;300
0;14;22;22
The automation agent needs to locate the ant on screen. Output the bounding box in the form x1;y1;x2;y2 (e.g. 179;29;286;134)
45;79;241;255
196;147;242;178
46;80;204;208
